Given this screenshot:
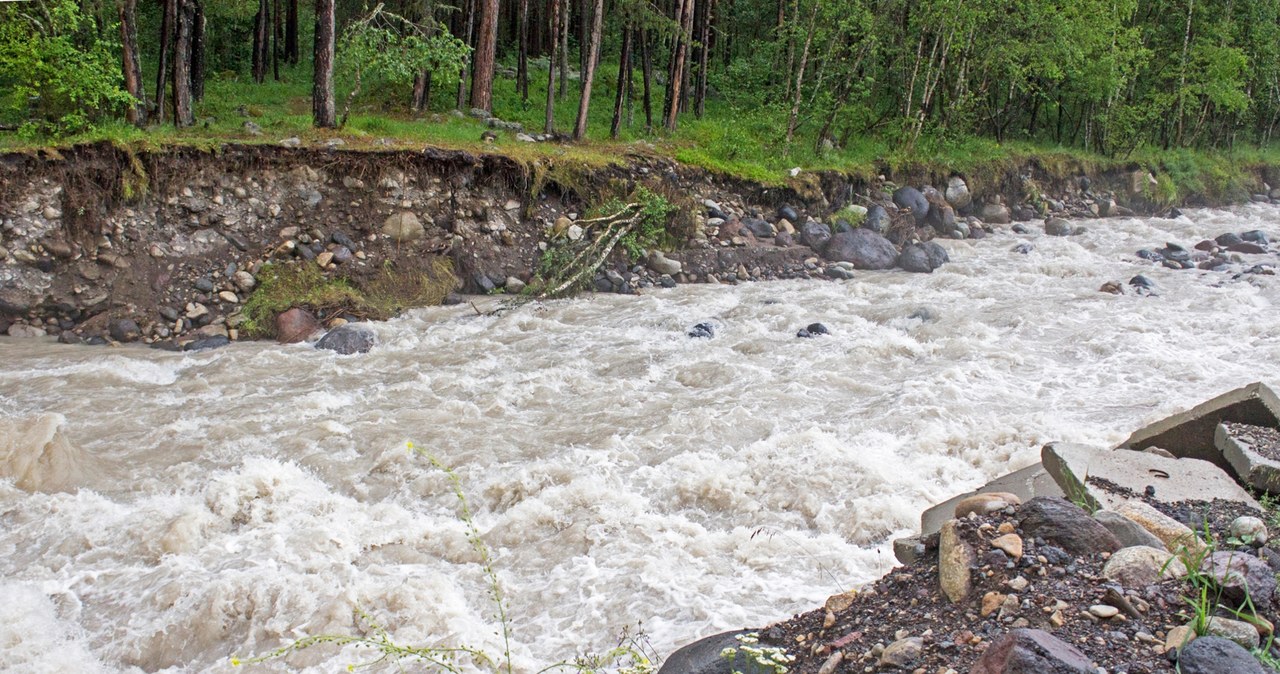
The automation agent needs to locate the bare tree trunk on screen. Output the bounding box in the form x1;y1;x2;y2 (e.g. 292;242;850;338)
640;26;653;130
664;0;687;121
1175;0;1195;146
457;0;476;109
695;0;714;118
118;0;147;126
611;26;631;138
572;0;603;139
558;0;569;99
191;0;205;101
253;0;269;83
313;0;337;127
155;0;175;124
665;0;694;131
470;0;499;112
783;1;816;143
578;0;588;92
173;0;195;127
518;0;530;102
272;0;281;80
545;0;560;132
413;70;433;112
285;0;299;63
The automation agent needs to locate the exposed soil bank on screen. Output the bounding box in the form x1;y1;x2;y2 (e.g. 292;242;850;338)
0;141;1273;346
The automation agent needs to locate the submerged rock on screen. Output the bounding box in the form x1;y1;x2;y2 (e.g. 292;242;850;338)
315;324;377;354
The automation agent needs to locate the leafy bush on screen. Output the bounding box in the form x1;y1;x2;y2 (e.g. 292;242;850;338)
0;0;133;136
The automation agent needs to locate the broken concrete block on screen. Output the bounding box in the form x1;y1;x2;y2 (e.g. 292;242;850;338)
1119;382;1280;472
1217;422;1280;494
1041;442;1258;511
920;463;1063;535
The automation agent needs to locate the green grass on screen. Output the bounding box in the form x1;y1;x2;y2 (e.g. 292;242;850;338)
7;57;1280;202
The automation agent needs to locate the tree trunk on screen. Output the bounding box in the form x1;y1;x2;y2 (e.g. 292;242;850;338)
578;0;589;93
470;0;499;112
118;0;147;127
191;0;205;101
518;0;530;102
558;0;569;99
285;0;299;63
640;26;653;130
253;0;269;84
155;0;175;124
272;0;281;80
545;0;559;132
572;0;603;139
665;0;694;131
783;2;816;143
313;0;337;127
457;0;476;109
610;26;631;138
413;70;433;112
173;0;195;127
695;0;713;118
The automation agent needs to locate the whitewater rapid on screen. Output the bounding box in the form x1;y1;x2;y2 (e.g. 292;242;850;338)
3;206;1280;673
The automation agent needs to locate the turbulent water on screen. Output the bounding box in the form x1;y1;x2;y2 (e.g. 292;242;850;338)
4;206;1280;674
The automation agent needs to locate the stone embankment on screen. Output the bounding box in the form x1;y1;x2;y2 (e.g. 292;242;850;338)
0;141;1276;349
660;382;1280;674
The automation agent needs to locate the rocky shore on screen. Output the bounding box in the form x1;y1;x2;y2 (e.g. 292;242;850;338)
4;141;1278;350
659;383;1280;674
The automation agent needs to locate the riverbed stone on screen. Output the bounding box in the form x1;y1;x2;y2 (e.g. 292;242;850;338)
1201;550;1277;610
922;463;1062;535
1204;617;1261;650
1045;218;1079;236
1102;545;1186;587
1176;636;1267;674
980;203;1012;225
879;637;923;668
648;251;682;276
382;211;425;242
276;308;322;343
1229;516;1268;546
1114;500;1205;556
822;229;898;270
945;176;972;209
108;318;141;343
655;631;761;674
799;221;832;251
939;520;974;603
955;492;1022;519
1093;510;1166;550
970;628;1094;674
6;323;46;338
315;324;377;354
1018;496;1121;555
863;205;890;234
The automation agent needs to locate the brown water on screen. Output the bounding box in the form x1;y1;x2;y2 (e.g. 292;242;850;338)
3;206;1280;673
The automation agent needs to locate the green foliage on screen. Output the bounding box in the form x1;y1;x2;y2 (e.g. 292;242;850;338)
0;0;133;136
592;186;677;260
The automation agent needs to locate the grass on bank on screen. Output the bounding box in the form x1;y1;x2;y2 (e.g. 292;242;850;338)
6;57;1280;203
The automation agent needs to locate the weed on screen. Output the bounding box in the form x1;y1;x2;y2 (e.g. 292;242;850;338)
719;633;794;674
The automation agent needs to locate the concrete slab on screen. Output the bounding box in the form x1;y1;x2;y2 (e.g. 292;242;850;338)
920;463;1063;535
1217;422;1280;494
1118;382;1280;472
1041;442;1259;511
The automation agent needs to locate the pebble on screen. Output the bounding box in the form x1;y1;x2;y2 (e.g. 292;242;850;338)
1089;605;1119;619
218;291;239;304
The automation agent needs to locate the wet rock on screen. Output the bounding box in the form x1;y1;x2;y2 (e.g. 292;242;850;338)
1176;636;1267;674
1019;497;1122;555
655;630;757;674
6;324;46;338
893;186;929;224
1216;232;1244;247
741;218;776;239
1093;510;1166;550
863;205;890;234
980;202;1012;225
687;323;716;339
1200;550;1276;610
1228;242;1267;254
971;628;1094;674
109;318;141;343
184;335;230;351
778;204;799;223
798;221;832;251
382;211;425;242
822;229;898;270
648;251;682;276
1045;218;1080;236
276;307;322;343
315;324;377;355
1102;545;1186;587
1242;230;1269;244
805;322;829;336
897;244;933;273
1129;275;1156;292
1012;243;1034;254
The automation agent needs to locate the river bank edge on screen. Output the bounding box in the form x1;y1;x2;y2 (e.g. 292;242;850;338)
0;140;1277;350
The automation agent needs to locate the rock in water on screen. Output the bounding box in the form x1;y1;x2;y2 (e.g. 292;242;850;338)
276;307;322;344
316;324;377;354
109;318;141;343
893;186;930;224
898;244;934;273
687;323;716;339
1045;218;1078;236
822;229;899;270
971;629;1095;674
184;335;230;352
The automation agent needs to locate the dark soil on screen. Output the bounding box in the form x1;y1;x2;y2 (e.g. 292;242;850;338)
1225;422;1280;462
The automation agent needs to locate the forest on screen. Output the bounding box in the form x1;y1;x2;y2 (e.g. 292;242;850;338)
3;0;1280;180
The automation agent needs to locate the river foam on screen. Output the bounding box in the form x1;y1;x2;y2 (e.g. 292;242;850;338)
2;205;1280;672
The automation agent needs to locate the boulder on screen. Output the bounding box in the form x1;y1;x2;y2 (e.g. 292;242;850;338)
970;629;1094;674
1093;510;1166;550
892;186;930;224
687;323;716;339
1201;550;1277;610
382;211;425;242
1114;501;1205;555
315;324;377;354
276;308;322;344
6;324;46;338
778;204;800;223
1216;232;1245;247
1242;230;1270;244
648;251;683;276
1101;545;1186;587
1044;218;1079;236
822;229;899;270
1203;617;1261;650
1018;497;1122;555
897;244;934;273
980;203;1012;225
945;176;972;210
741;218;776;239
108;318;141;343
655;631;758;674
1176;636;1267;674
863;205;891;234
184;335;230;351
799;221;832;252
926;202;959;236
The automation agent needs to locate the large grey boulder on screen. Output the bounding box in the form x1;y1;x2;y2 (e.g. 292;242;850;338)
315;324;377;354
892;186;930;224
656;631;765;674
1018;497;1121;555
822;229;898;270
863;205;891;234
798;220;832;252
1177;637;1268;674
